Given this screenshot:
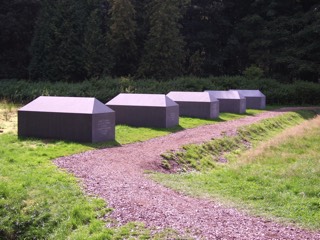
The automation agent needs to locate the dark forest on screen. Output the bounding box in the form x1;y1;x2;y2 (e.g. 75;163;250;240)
1;0;319;82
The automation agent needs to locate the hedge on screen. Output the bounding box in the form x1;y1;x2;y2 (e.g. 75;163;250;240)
0;77;319;105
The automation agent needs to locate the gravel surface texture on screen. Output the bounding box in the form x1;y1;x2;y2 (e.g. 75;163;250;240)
55;108;320;239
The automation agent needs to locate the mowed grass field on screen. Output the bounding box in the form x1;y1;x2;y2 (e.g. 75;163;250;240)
116;110;263;144
152;111;320;229
0;103;153;239
0;101;262;239
1;101;319;239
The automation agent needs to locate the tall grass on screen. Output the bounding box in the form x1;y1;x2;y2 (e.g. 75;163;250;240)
160;111;315;171
152;111;320;229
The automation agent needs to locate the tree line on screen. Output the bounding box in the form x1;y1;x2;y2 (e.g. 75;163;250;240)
1;0;319;82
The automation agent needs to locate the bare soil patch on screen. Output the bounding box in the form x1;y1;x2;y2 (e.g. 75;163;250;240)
55;108;320;239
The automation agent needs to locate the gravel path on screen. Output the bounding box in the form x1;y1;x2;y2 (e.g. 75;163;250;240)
55;108;320;239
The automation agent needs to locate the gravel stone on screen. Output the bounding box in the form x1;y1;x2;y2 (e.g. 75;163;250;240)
54;108;320;239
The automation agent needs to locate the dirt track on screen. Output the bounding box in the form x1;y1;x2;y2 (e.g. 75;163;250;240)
55;108;320;239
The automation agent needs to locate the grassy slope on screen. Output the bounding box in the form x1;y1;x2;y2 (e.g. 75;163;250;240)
152;111;320;229
0;102;261;239
0;133;157;239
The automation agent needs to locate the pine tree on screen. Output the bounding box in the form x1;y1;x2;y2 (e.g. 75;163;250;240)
236;0;320;82
182;0;227;76
138;0;188;79
0;0;40;79
29;0;87;81
132;0;151;65
109;0;137;76
83;0;113;78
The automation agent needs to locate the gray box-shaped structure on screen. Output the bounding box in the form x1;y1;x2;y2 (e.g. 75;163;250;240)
167;91;219;119
232;90;266;109
18;96;115;143
106;93;179;128
205;90;246;114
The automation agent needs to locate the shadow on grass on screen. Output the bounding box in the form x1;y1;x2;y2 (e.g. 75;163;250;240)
83;140;121;149
153;125;185;133
213;110;261;122
16;112;251;149
293;109;320;119
14;109;273;150
17;135;121;150
269;107;320;119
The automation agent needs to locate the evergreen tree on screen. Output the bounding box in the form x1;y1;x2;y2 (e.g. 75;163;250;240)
187;50;205;76
29;0;87;81
132;0;150;66
83;0;113;78
293;4;320;82
220;0;253;75
182;0;227;76
109;0;137;76
138;0;189;79
236;0;320;82
0;0;40;79
2;0;318;82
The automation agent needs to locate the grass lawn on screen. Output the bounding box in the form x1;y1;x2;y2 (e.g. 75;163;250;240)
152;111;320;229
0;101;262;239
116;109;263;144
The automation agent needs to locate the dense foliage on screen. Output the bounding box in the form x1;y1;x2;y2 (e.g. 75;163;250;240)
1;0;319;82
0;76;319;105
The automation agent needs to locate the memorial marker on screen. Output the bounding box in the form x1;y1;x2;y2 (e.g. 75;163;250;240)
106;93;179;128
167;91;219;119
205;90;246;113
232;90;266;109
18;96;115;143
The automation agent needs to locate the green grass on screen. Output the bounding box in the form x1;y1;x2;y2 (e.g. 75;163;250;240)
116;109;264;144
160;111;315;171
0;133;156;239
152;111;320;229
0;135;184;239
1;100;263;145
179;109;264;129
0;101;263;239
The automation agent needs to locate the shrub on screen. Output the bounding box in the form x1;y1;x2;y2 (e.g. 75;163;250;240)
243;65;264;80
0;77;319;105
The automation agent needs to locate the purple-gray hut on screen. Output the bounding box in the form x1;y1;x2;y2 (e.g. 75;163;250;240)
232;90;266;109
18;96;115;143
167;91;219;119
106;93;179;128
205;90;246;113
